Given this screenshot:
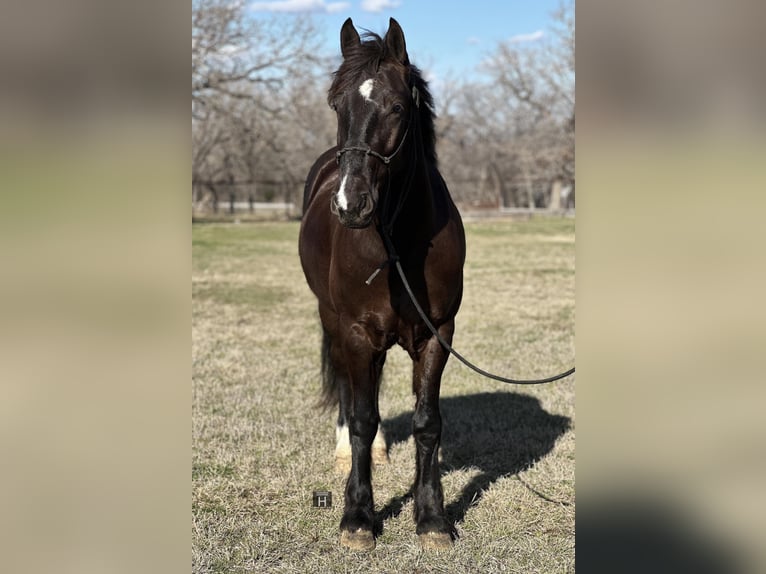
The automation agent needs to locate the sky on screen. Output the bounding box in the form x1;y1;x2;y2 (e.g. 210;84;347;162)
248;0;567;93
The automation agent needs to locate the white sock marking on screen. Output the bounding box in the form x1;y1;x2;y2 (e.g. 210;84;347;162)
335;424;385;455
359;78;374;101
336;174;349;210
336;423;351;457
373;426;386;450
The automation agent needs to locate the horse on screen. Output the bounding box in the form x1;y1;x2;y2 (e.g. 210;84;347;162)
299;18;466;551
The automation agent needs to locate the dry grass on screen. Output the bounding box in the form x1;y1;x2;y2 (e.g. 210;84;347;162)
192;217;575;573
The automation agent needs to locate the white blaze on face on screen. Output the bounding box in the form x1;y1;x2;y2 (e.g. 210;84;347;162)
335;79;373;213
336;174;349;211
358;78;374;101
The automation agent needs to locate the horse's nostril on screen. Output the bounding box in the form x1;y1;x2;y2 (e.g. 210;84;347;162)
358;193;374;216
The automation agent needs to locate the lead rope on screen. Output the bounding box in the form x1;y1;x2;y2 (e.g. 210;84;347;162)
380;231;575;385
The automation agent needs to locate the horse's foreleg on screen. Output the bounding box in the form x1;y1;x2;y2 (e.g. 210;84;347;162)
411;320;455;550
338;325;381;551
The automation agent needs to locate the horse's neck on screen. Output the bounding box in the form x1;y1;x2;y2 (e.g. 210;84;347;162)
388;160;438;241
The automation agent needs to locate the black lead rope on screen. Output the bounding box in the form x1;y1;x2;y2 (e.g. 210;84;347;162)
379;232;575;386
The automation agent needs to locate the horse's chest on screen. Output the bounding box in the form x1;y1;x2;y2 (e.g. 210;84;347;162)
330;263;459;354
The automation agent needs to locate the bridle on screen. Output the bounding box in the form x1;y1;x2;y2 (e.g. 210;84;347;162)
335;125;410;166
334;85;420;167
333;84;421;234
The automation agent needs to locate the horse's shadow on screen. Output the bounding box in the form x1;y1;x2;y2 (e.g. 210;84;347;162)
375;391;571;534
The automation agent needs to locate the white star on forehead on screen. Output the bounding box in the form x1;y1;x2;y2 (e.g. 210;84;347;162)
359;79;374;101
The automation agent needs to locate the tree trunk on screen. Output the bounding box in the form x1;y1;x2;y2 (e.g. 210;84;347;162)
520;150;535;212
549;179;562;210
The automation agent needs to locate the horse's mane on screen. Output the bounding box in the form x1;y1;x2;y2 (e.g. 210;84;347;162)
328;32;437;165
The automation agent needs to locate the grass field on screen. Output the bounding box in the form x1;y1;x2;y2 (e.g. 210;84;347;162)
192;217;575;573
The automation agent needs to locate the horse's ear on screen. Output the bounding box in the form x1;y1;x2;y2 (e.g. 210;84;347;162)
340;18;360;59
384;18;409;65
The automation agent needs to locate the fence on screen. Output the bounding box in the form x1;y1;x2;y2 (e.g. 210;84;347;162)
192;200;298;222
458;206;576;220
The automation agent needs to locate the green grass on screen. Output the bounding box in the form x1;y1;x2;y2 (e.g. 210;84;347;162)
192;217;575;573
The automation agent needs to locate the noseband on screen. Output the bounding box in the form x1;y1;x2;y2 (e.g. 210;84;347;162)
334;85;420;166
335;126;410;165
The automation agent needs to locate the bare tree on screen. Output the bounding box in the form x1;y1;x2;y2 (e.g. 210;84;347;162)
192;1;330;211
439;2;574;209
192;0;321;109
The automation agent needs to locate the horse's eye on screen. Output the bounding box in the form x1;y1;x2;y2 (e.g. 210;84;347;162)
392;103;404;114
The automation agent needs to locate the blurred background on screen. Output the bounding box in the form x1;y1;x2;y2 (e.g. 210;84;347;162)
578;1;766;572
1;0;765;572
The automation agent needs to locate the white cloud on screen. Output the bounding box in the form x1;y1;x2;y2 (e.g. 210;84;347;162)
466;36;481;46
250;0;350;13
325;2;349;12
360;0;401;13
508;30;544;44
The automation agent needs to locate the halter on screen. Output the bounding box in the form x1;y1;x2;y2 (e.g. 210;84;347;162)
334;85;420;166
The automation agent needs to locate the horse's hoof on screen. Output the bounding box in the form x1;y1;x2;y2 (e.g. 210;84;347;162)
340;528;375;551
334;456;352;475
372;448;389;467
418;531;453;551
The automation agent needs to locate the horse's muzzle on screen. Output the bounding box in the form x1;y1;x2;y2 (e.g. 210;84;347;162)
331;191;375;229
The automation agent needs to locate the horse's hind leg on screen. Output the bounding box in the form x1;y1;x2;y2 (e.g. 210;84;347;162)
320;320;356;474
336;353;388;474
372;353;389;467
334;378;352;474
336;422;388;475
371;423;389;467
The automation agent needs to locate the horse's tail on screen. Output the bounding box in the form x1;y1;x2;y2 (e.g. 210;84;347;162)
319;328;339;410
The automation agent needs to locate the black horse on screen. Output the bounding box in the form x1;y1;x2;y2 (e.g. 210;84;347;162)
299;18;465;551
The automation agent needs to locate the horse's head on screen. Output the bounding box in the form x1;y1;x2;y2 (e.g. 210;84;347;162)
328;18;417;229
